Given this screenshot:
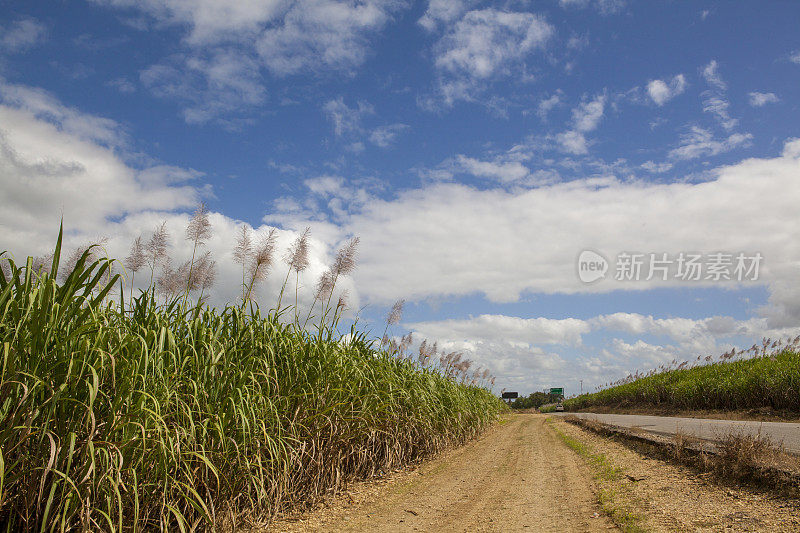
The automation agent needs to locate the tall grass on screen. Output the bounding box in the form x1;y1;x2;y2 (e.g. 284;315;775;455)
565;341;800;412
0;226;504;531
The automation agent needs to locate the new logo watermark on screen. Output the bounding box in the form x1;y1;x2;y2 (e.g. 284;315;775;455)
577;251;762;283
577;250;609;283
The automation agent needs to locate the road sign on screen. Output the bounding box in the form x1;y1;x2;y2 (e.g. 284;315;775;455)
549;387;564;396
501;391;518;399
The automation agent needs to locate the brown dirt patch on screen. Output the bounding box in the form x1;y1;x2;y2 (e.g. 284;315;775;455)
550;416;800;532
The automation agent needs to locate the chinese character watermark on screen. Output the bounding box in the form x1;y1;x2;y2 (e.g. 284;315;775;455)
577;250;762;283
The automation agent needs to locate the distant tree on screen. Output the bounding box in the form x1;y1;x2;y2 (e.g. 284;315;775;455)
510;391;563;409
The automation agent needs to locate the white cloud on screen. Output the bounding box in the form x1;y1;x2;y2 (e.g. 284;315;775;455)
702;96;737;131
537;92;562;119
749;91;779;107
697;60;740;131
556;130;588;155
106;77;137;93
418;0;478;32
407;315;590;346
0;82;199;246
668;126;752;160
432;8;554;105
701;59;726;90
646;74;687;105
267;138;800;318
93;0;285;44
96;0;407;121
640;160;672;173
0;83;358;315
0;82;125;147
369;123;409;147
404;310;799;393
435;10;553;79
0;17;46;53
322;99;406;149
555;94;605;154
255;0;403;76
141;50;266;125
5;82;800;394
789;50;800;64
322;97;374;136
558;0;625;15
455;155;529;183
572;95;605;132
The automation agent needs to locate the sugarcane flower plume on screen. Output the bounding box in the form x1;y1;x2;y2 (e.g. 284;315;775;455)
285;227;310;273
233;224;252;266
387;298;405;325
125;235;146;273
333;237;359;276
186;202;212;245
250;228;277;282
314;268;335;301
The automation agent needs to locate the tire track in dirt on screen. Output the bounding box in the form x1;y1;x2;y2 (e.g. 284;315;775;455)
270;414;615;532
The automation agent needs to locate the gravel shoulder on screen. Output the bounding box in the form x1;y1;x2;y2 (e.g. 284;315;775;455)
550;416;800;532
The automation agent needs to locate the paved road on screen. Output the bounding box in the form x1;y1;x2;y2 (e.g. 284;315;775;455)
555;412;800;454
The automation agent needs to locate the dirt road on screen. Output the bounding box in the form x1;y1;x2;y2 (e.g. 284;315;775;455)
271;414;615;532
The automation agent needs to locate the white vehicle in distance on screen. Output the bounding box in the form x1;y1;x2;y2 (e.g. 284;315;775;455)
555;403;564;412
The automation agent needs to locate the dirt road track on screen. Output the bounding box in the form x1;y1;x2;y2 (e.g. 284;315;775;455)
271;414;615;532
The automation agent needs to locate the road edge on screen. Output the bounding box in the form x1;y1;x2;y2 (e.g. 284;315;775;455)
546;417;645;533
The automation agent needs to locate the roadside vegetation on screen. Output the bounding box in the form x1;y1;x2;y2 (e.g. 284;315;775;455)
509;391;563;410
0;214;504;531
547;418;644;533
564;340;800;413
565;415;800;498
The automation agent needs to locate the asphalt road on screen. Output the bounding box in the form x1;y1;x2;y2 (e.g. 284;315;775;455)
555;412;800;454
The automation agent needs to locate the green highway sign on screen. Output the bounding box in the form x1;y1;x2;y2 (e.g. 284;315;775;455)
549;387;564;396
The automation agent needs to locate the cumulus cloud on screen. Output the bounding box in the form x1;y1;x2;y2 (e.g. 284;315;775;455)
431;8;554;105
556;94;605;154
408;315;590;346
555;130;588;155
266;138;800;316
403;310;799;393
4;81;800;394
0;82;199;250
0;82;126;147
0;83;359;315
572;96;605;132
748;91;779;107
646;74;686;105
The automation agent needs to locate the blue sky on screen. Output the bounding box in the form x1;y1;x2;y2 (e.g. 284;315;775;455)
2;0;800;395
